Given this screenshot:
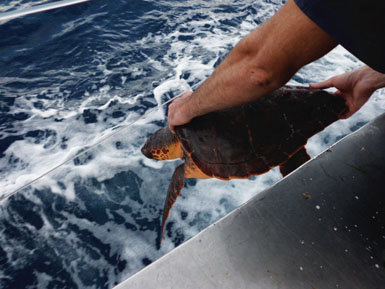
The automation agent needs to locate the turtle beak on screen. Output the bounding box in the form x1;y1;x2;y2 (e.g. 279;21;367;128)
141;145;154;159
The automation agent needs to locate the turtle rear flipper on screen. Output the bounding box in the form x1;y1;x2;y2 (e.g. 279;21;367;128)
279;147;310;177
160;164;185;245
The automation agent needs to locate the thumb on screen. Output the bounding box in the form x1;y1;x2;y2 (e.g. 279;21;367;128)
309;78;335;89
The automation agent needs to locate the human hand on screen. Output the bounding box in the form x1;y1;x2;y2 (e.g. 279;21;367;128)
167;91;194;132
310;66;384;118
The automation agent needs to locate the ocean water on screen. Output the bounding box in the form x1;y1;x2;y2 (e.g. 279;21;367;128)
0;0;384;288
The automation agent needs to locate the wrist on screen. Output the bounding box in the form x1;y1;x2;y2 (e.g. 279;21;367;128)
179;95;198;122
360;66;385;91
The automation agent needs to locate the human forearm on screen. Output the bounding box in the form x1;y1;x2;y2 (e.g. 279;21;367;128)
168;35;286;126
185;42;287;118
168;0;337;127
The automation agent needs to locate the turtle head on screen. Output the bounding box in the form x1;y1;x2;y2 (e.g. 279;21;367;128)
141;127;183;160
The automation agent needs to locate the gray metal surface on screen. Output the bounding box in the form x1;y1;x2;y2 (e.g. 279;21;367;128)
0;0;90;22
116;113;385;289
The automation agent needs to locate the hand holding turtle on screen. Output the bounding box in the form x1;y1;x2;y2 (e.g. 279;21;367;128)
310;66;385;118
168;91;194;132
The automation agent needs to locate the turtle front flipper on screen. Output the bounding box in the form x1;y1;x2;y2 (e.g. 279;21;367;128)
279;147;310;177
160;163;185;245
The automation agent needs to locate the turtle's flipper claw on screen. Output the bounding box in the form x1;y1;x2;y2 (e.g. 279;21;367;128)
160;164;185;245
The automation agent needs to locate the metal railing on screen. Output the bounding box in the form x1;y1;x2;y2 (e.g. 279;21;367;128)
0;0;91;22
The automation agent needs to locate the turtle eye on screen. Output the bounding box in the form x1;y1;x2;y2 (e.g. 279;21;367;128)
141;146;153;159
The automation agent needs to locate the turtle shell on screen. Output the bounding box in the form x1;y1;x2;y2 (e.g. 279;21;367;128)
174;86;347;179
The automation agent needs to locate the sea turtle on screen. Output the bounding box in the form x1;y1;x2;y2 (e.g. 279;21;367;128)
141;85;347;243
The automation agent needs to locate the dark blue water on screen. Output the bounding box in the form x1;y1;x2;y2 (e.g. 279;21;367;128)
0;0;382;288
